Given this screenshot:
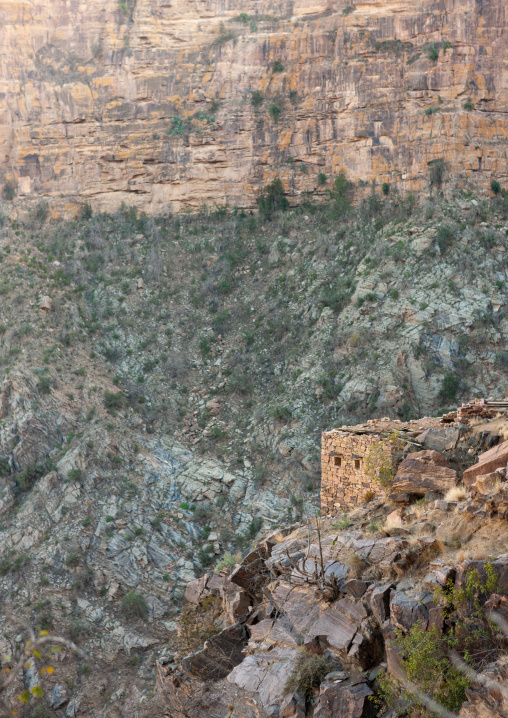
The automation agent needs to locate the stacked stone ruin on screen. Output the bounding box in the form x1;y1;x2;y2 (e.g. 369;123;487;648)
321;430;397;513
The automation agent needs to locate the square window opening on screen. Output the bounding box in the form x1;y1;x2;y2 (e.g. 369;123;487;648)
354;459;361;470
334;456;342;467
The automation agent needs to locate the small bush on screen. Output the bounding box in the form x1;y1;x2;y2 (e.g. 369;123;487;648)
382;182;389;195
285;652;332;701
376;623;469;715
121;590;148;618
2;181;15;201
270;404;292;421
491;179;502;195
436;224;454;253
215;551;240;573
65;549;82;567
363;489;376;502
250;90;263;108
272;60;284;72
439;371;459;402
67;468;82;482
37;376;51;395
258;178;289;219
317;172;327;186
104;391;125;411
16;460;53;493
269;103;281;122
463;100;474;111
427;43;439;61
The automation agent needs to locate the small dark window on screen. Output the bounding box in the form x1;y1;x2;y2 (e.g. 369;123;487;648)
334;456;342;467
354;459;361;470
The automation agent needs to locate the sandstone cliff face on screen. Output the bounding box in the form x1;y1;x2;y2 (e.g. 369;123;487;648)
0;0;506;215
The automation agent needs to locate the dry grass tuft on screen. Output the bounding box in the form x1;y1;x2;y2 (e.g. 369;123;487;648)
344;551;368;578
444;485;467;502
363;489;376;503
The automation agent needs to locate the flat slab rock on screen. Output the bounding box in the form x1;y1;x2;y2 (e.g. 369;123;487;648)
391;450;457;496
463;439;508;485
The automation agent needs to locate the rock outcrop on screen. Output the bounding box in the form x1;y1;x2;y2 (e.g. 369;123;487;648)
0;0;507;215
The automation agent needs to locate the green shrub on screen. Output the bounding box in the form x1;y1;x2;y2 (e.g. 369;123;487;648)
427;43;439;61
382;182;389;195
491;179;502;195
2;181;15;201
121;591;148;618
0;458;10;476
436;224;454;253
251;90;263;108
258;178;289;219
317;172;327;186
104;391;125;411
269;103;281;122
270;405;292;421
272;60;284;72
68;468;82;481
388;289;399;300
37;376;51;395
16;460;53;493
376;623;469;715
65;549;82;567
285;652;332;701
439;372;459;402
463;100;474;111
215;551;239;573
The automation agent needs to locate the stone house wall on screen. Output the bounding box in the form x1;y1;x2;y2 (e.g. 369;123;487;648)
321;430;394;513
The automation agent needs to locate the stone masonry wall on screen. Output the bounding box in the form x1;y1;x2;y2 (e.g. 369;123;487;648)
321;430;392;514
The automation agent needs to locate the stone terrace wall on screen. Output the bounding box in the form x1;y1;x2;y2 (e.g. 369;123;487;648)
321;430;388;513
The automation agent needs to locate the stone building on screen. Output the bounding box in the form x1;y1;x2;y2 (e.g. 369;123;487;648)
321;415;459;514
321;429;390;514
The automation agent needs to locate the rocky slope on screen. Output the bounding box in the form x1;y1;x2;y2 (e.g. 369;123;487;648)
161;419;508;718
0;187;506;715
0;0;507;215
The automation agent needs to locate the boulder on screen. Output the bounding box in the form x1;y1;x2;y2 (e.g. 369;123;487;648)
184;574;210;604
230;540;274;591
368;584;394;623
249;618;300;647
38;295;52;311
463;440;508;486
471;472;505;495
227;647;300;718
390;591;429;632
314;676;375;718
415;427;459;452
391;450;457;496
180;624;247;682
343;579;370;599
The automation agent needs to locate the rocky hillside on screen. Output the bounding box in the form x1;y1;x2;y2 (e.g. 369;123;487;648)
0;185;506;715
0;0;507;214
161;421;508;718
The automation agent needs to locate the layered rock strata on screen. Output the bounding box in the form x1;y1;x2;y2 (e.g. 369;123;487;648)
0;0;507;215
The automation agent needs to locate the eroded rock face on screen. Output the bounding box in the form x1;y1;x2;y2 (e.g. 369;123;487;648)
0;0;507;216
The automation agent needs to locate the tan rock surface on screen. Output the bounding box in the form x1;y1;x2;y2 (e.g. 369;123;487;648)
0;0;507;216
463;440;508;485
